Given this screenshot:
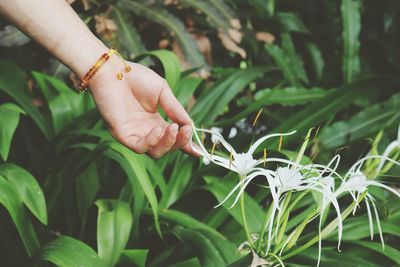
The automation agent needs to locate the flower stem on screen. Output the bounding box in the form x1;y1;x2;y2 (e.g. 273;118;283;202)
256;203;273;253
239;175;252;247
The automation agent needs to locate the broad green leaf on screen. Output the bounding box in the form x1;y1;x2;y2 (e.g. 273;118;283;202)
0;60;52;138
136;50;181;91
192;67;271;124
0;103;25;161
160;156;194;208
32;71;87;133
204;176;264;233
263;77;394;150
96;199;133;267
0;163;47;224
0;176;39;256
108;142;160;235
103;148;146;240
319;93;400;148
175;76;202;107
172;226;228;267
348;240;400;265
120;249;149;267
341;0;361;83
167;257;201;267
76;163;100;219
37;236;104;267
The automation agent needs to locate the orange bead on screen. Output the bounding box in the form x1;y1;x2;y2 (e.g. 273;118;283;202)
125;66;131;72
117;73;123;80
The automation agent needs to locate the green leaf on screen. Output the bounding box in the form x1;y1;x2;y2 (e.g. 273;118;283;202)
341;0;361;83
0;103;25;161
319;93;400;148
263;76;394;150
276;12;311;34
32;71;88;133
144;208;239;263
0;176;39;256
207;0;238;27
37;236;104;267
175;76;202;107
203;176;264;233
305;42;325;81
265;34;308;86
122;1;206;71
0;25;30;46
136;50;181;91
160;156;194;208
281;33;309;84
265;44;299;86
108;142;160;235
96;199;133;267
179;0;233;30
0;60;53;138
172;226;228;267
112;8;147;59
192;67;271;124
255;87;332;106
0;163;47;224
348;240;400;265
120;249;148;267
168;258;201;267
76;163;100;219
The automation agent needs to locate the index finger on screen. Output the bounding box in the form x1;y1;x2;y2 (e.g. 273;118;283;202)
159;81;192;126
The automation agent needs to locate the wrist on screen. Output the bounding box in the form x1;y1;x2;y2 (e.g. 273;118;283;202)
51;31;109;79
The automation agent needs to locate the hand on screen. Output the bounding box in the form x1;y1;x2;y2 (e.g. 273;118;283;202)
89;58;197;158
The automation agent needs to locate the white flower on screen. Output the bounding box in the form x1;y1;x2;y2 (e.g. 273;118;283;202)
336;155;400;249
228;127;238;139
191;126;296;176
210;127;223;144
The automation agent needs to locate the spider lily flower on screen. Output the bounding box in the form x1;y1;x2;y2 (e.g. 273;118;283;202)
191;126;296;176
267;165;343;258
336;155;400;249
217;161;343;259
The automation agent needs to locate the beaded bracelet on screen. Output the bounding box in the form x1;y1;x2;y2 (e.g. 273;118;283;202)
78;48;132;92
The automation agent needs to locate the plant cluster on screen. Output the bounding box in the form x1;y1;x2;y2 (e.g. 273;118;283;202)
1;0;400;266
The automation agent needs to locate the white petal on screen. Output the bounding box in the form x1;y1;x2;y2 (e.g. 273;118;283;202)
228;127;238;139
371;197;385;250
247;130;297;156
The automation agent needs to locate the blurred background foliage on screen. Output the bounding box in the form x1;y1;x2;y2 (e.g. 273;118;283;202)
0;0;400;266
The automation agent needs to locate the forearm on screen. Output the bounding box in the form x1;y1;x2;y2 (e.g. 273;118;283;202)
0;0;107;78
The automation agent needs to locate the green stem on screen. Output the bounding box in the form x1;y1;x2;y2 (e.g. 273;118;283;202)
256;203;273;253
239;175;252;247
281;192;367;260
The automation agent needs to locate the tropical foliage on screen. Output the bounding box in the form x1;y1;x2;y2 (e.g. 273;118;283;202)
0;0;400;266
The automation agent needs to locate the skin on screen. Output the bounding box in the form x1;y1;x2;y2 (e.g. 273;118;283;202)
0;0;197;158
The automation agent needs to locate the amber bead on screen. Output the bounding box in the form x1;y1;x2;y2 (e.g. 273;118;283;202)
125;66;131;72
117;73;123;80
